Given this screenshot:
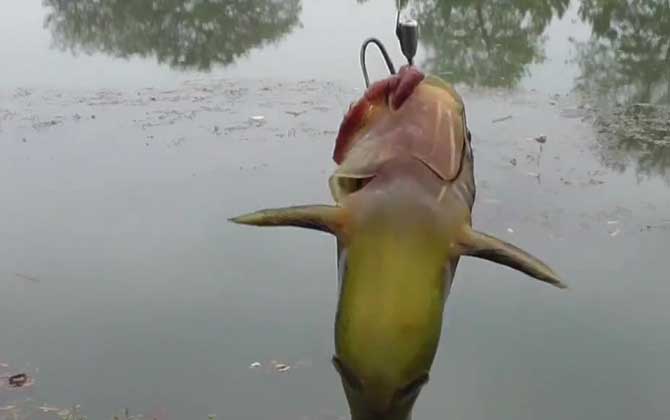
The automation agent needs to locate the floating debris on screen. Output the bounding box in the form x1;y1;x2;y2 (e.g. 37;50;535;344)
249;362;262;369
32;119;62;130
492;115;513;123
38;406;61;414
250;115;265;122
641;222;670;232
510;158;517;166
507;228;515;234
610;228;621;237
285;111;307;117
275;364;291;373
270;360;291;373
8;373;28;387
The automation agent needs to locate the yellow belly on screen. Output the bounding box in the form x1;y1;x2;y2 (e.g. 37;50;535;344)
335;230;448;390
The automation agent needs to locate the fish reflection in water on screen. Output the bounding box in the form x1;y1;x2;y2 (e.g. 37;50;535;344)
42;0;302;70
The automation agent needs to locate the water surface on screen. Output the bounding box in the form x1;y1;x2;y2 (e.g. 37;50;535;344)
1;1;668;419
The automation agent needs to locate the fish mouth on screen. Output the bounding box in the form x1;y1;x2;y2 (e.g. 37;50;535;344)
332;355;430;417
392;371;429;403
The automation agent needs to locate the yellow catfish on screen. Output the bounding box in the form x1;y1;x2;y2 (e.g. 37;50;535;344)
231;66;565;420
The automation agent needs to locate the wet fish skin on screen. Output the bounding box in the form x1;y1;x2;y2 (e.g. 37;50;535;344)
231;65;564;420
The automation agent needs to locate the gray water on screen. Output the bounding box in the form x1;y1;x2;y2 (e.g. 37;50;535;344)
0;1;668;419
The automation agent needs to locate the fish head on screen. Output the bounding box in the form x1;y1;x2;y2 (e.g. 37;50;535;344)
331;66;472;204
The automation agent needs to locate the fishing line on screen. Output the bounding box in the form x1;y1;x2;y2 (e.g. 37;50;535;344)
359;1;419;88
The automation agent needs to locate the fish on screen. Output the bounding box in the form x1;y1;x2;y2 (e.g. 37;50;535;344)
230;65;565;420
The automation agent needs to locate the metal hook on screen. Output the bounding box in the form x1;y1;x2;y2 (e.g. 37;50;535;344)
359;3;419;88
360;38;397;88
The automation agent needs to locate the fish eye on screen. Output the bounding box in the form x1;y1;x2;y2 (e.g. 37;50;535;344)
393;372;429;403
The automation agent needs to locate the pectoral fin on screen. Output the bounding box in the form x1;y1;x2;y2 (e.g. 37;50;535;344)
230;205;344;236
459;227;566;289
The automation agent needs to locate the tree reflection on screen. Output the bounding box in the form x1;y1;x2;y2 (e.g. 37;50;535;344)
358;0;568;87
42;0;302;71
415;0;568;88
576;0;670;183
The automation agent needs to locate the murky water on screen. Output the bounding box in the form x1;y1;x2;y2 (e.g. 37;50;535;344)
1;1;668;419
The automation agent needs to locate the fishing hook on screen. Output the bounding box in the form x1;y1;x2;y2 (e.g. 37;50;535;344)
359;5;419;88
360;38;397;88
